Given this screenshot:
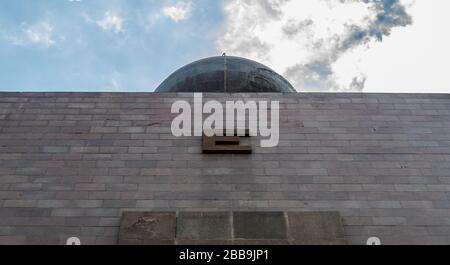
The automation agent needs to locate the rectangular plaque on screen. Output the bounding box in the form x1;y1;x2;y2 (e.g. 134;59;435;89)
202;129;252;154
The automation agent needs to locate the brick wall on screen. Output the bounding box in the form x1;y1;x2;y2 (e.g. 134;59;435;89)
0;92;450;245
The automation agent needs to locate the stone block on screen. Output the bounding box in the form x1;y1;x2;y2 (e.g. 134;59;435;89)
118;212;176;245
177;212;231;241
287;212;346;244
233;212;287;240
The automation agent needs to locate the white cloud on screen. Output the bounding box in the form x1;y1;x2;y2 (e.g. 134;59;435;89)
216;0;417;92
3;21;56;47
352;0;450;93
97;12;124;34
24;21;55;47
163;2;193;22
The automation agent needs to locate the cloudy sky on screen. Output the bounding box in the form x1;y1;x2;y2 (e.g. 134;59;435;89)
0;0;449;93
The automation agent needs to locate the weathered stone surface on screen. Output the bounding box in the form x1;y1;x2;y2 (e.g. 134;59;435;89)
233;240;290;245
177;212;231;241
287;212;346;245
177;240;233;245
118;212;176;245
233;212;287;240
290;239;348;245
118;211;346;245
2;92;450;244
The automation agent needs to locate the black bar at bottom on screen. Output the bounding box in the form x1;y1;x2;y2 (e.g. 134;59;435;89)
0;245;443;265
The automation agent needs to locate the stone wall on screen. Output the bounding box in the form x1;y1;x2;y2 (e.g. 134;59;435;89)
1;92;450;245
118;211;346;245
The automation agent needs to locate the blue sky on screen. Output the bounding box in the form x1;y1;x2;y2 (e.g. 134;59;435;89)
1;0;449;93
0;0;225;92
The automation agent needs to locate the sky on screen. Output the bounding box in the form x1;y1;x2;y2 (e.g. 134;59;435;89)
0;0;449;93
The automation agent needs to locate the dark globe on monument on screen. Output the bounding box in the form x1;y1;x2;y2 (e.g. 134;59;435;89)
155;56;296;93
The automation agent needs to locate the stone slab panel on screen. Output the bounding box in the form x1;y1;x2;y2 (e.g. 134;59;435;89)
287;212;346;244
177;212;232;241
118;212;176;245
233;212;287;240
